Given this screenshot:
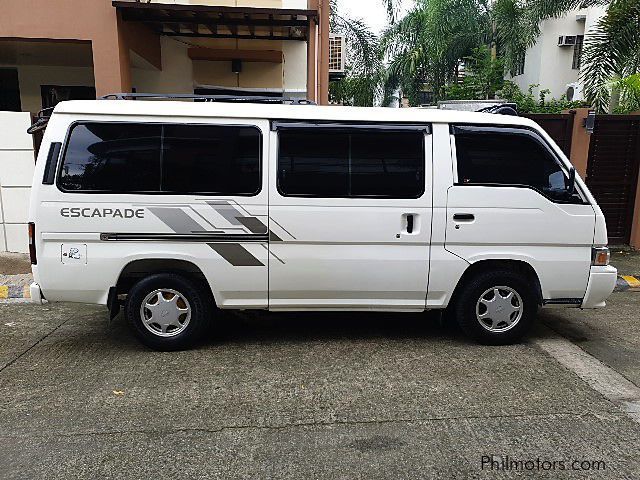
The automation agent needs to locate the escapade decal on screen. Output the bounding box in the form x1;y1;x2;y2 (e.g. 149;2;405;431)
60;207;145;219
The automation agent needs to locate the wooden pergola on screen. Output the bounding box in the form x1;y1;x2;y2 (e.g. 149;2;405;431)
113;1;318;41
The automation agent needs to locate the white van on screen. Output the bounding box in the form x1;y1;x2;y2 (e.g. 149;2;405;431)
28;95;617;350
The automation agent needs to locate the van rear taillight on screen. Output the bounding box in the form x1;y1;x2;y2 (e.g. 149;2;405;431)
28;222;37;265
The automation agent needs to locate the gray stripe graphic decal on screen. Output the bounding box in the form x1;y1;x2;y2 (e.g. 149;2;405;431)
236;216;268;234
269;230;283;242
148;207;209;234
207;201;243;225
207;243;264;266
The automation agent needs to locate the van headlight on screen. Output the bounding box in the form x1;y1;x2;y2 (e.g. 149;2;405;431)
592;247;610;266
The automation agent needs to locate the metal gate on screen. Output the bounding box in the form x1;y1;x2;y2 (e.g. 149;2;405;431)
524;113;575;156
586;115;640;245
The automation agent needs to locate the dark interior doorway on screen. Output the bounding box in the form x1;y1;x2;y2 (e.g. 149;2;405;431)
41;85;96;109
0;68;22;111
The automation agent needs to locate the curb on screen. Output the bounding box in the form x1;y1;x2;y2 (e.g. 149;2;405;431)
0;284;31;300
616;275;640;292
0;274;33;300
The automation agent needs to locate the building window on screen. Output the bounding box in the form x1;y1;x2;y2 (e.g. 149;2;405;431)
514;54;525;76
572;35;584;70
58;122;261;195
277;128;425;198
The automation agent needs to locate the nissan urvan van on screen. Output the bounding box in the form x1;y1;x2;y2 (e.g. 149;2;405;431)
28;95;617;350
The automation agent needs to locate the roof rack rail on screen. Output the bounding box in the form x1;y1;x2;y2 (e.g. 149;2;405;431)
100;93;317;105
476;103;519;116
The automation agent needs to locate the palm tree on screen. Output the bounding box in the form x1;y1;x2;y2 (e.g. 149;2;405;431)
381;0;491;104
580;0;640;111
329;0;385;105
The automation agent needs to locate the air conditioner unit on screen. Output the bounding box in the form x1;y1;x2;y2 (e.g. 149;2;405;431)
566;82;584;102
329;34;346;77
558;35;577;47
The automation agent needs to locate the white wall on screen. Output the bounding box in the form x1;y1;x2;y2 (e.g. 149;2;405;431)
0;112;34;253
131;37;194;94
132;36;307;98
508;7;605;99
283;40;308;97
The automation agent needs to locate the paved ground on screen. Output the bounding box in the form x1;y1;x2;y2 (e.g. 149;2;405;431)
1;295;639;479
611;248;640;276
541;292;640;386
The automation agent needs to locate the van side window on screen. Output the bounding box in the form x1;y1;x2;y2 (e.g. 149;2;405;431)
58;122;261;195
162;124;260;195
59;123;161;192
454;126;579;203
277;128;425;198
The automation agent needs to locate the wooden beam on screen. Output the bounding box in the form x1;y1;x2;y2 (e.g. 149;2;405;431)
188;47;283;63
245;14;255;36
113;1;318;20
165;31;300;41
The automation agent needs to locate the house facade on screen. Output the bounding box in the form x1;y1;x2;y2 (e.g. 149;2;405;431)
507;6;606;101
0;0;330;253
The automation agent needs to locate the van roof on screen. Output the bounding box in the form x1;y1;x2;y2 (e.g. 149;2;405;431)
54;100;538;128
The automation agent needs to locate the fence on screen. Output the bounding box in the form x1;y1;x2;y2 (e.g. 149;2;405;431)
586;115;640;245
523;113;575;157
528;111;640;246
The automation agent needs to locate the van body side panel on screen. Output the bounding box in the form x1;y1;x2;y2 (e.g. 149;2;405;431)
30;114;269;308
445;186;595;300
267;130;433;311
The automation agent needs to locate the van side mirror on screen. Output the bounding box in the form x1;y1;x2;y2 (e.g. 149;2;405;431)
567;167;576;196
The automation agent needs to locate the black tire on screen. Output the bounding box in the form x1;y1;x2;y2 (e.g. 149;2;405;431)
125;273;212;351
454;270;538;345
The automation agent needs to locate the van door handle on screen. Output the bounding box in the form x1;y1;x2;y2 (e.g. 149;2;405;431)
406;214;414;234
453;213;475;222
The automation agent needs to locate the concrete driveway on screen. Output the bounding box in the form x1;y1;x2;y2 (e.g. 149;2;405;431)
1;294;639;479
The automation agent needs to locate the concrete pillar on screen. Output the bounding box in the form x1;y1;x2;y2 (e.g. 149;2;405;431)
306;16;317;103
317;0;330;105
91;12;132;98
564;108;592;179
630;175;640;250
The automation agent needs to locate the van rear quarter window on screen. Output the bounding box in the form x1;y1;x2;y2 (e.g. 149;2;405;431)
59;123;161;192
58;122;261;195
454;126;577;202
277;128;425;198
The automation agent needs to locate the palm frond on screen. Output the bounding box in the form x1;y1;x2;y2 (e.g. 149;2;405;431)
329;0;385;105
381;0;491;103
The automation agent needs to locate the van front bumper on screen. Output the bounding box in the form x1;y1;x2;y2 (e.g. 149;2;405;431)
581;265;617;309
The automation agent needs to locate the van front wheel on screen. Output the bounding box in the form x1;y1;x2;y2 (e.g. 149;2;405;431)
454;270;537;345
125;273;211;351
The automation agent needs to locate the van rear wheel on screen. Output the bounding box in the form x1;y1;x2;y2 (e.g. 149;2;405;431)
454;270;537;345
125;273;211;351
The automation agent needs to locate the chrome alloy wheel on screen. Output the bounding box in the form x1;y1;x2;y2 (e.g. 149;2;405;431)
475;286;523;333
140;288;192;337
